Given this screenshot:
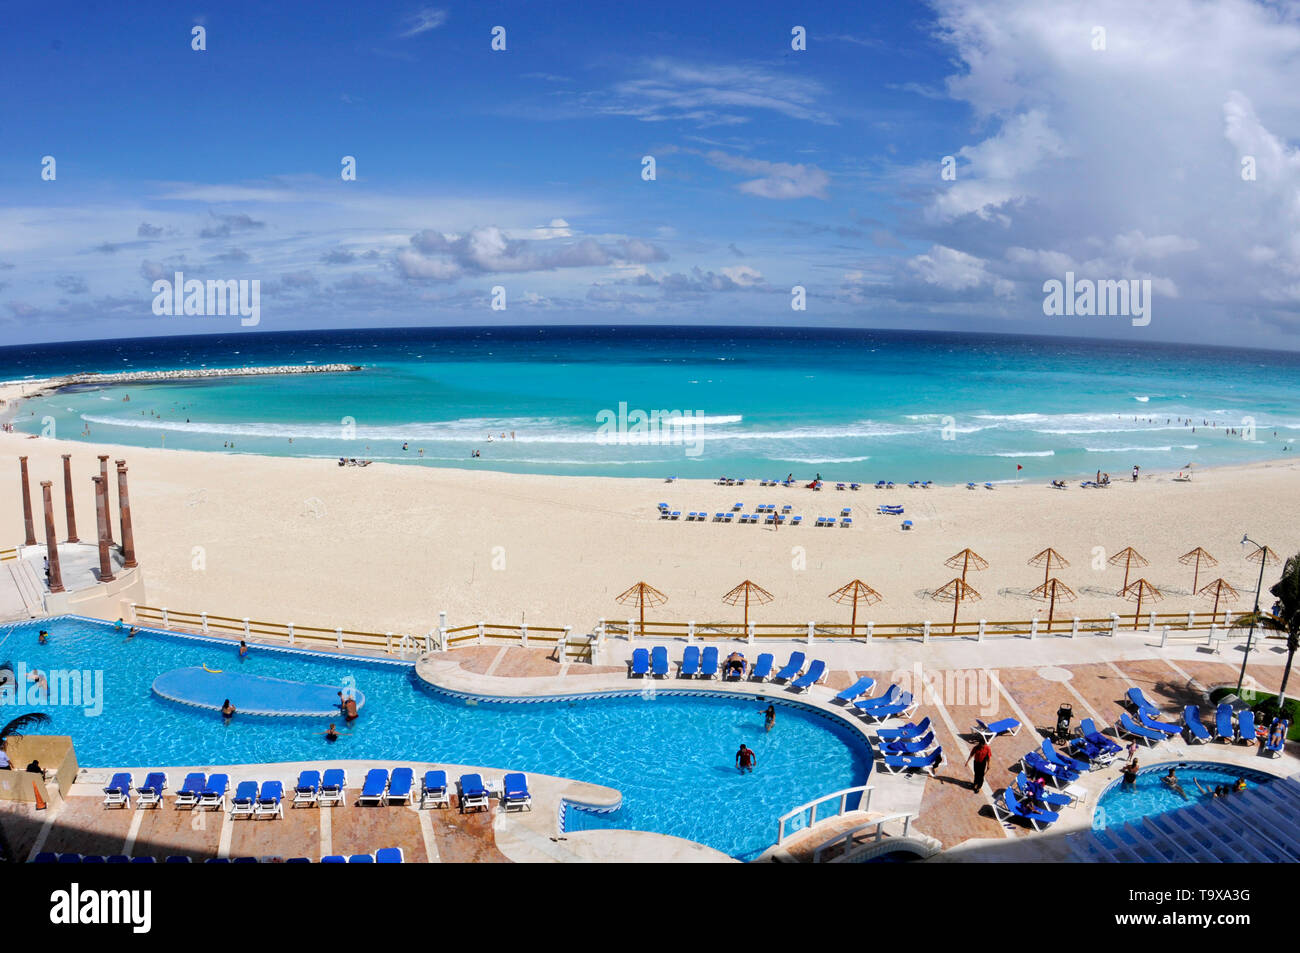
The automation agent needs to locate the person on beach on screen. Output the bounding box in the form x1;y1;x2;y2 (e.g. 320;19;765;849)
221;698;236;721
762;704;776;733
1131;465;1140;482
966;739;992;791
735;744;757;774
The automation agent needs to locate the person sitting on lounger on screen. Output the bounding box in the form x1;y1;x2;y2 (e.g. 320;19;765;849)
735;744;757;774
1161;767;1186;799
724;652;745;678
1024;774;1048;807
1268;720;1286;749
221;698;236;721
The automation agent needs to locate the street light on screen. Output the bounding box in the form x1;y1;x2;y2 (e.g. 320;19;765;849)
1235;534;1269;697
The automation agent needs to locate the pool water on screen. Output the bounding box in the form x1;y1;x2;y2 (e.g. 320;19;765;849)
0;617;872;861
1094;761;1278;830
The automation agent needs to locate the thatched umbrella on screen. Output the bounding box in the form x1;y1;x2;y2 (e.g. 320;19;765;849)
1196;578;1239;626
723;580;773;629
1028;547;1070;588
1030;577;1077;632
944;548;989;583
828;580;883;636
1245;545;1281;568
932;577;982;634
1121;578;1163;629
615;581;668;638
1108;546;1149;593
1178;547;1218;594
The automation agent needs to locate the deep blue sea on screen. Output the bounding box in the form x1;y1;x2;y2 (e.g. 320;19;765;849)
3;326;1298;482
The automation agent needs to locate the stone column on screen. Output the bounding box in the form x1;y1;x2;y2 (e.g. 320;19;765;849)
115;460;138;569
98;455;114;545
19;456;37;546
41;481;64;593
93;476;115;582
61;454;79;543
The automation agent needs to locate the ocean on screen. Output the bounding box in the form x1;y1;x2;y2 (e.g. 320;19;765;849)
3;326;1298;483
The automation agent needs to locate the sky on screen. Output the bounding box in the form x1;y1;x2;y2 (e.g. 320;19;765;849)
2;0;1300;349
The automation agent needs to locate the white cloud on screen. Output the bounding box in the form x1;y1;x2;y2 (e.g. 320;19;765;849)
706;151;830;200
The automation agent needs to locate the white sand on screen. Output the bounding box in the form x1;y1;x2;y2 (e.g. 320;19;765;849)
3;378;1298;637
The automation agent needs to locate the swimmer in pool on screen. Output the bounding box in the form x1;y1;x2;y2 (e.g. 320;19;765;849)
338;692;359;723
324;723;339;743
1160;767;1186;800
220;698;236;721
37;630;48;645
762;704;776;733
735;744;757;774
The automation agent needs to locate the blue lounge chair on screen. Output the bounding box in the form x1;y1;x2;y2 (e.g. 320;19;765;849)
833;675;876;704
1022;751;1078;786
1041;739;1089;774
630;648;650;678
1136;707;1182;736
58;853;82;864
137;772;166;809
1068;734;1117;766
255;781;284;819
358;768;389;806
165;856;191;864
293;770;321;807
879;747;944;775
973;717;1021;740
1016;771;1072;809
1127;687;1159;713
103;772;132;809
385;768;414;806
502;772;532;812
285;858;312;864
198;774;229;811
81;856;105;863
858;692;916;723
879;732;935;756
1118;711;1164;746
791;659;827;693
32;853;57;863
854;684;901;712
1079;718;1122;755
130;856;157;864
749;653;774;682
1214;703;1235;742
320;768;347;807
774;651;806;682
1183;706;1211;743
231;780;258;818
375;848;404;864
321;855;345;863
1237;708;1256;745
875;717;931;743
699;646;719;680
995;786;1059;831
1265;719;1288;757
106;855;130;864
458;773;490;814
679;645;700;678
203;858;230;864
650;645;669;678
348;854;373;864
421;770;450;809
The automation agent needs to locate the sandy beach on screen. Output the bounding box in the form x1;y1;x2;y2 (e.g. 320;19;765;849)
2;376;1298;637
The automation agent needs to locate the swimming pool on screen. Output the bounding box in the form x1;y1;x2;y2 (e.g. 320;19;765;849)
0;617;873;860
1093;761;1278;830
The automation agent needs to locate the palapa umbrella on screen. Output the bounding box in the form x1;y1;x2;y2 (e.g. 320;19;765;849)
1196;578;1239;626
723;580;773;629
1029;577;1077;632
944;548;989;583
932;577;982;634
1245;545;1281;568
1121;578;1163;630
1178;547;1218;594
1108;546;1149;594
828;579;883;636
1028;547;1069;588
615;581;667;638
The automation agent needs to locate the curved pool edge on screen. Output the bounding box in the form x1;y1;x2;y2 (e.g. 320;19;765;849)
1089;758;1285;830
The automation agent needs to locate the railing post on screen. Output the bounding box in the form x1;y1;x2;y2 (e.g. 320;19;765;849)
628;619;636;641
385;631;393;653
1029;618;1038;640
1187;611;1195;630
200;611;209;634
807;621;815;644
1147;611;1156;634
287;622;294;646
747;622;755;645
335;627;343;649
1070;617;1079;638
866;621;874;644
1206;623;1216;647
978;619;986;643
521;624;529;648
1160;625;1170;647
161;607;169;627
129;602;137;623
1110;613;1120;637
439;611;447;634
243;617;250;639
922;621;930;644
435;627;444;652
687;621;695;643
478;621;485;646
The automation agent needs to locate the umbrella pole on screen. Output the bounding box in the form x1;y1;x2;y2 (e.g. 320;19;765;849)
951;592;959;634
745;589;749;630
851;591;858;637
1212;591;1221;626
640;599;645;639
1192;554;1200;595
1047;583;1056;633
1134;590;1142;630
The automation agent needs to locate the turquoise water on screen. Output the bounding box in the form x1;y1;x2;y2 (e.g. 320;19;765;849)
5;326;1299;482
1094;761;1277;829
0;616;872;861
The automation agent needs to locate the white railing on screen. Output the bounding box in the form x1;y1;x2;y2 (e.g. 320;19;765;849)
775;784;874;845
814;812;917;863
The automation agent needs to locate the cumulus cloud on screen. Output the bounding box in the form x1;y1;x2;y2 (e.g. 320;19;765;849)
199;212;266;239
137;222;163;238
397;226;668;280
706;151;830;199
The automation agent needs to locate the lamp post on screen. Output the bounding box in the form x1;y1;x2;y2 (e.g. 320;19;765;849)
1235;534;1269;697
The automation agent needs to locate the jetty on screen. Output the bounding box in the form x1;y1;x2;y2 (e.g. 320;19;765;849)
2;364;362;401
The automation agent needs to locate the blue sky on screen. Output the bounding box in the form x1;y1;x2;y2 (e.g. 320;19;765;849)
2;0;1300;348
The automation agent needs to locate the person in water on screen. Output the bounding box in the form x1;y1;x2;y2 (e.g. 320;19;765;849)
338;692;359;723
37;630;48;645
238;641;248;659
763;704;776;733
1121;758;1139;787
735;744;757;774
221;698;236;721
324;723;339;743
1161;767;1186;799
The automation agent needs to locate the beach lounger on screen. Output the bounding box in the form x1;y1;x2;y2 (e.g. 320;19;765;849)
103;772;132;809
790;516;802;526
293;770;321;807
285;858;312;864
1041;739;1089;774
348;854;374;863
833;675;876;704
421;770;450;809
131;856;157;864
319;769;346;807
502;772;532;812
995;786;1059;831
1015;771;1072;809
164;856;191;864
320;856;346;864
32;853;57;863
358;768;389;806
1079;718;1123;755
750;653;774;682
386;768;414;805
875;717;931;743
458;773;491;814
255;781;285;819
879;732;935;756
879;747;944;775
198;774;229;811
1022;751;1079;786
375;848;404;864
1136;707;1183;736
902;520;913;530
230;780;258;818
174;772;206;809
1182;705;1211;743
875;481;886;488
680;645;700;678
1265;720;1288;757
791;659;827;693
973;717;1021;740
650;645;669;679
1214;703;1235;742
1237;708;1256;744
853;684;901;712
1126;687;1160;713
836;483;846;490
137;771;166;809
850;483;861;490
967;482;976;489
630;648;650;678
774;651;806;682
841;517;852;528
1068;734;1117;767
858;692;916;723
1118;711;1165;746
699;646;719;680
984;483;994;490
81;856;105;864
